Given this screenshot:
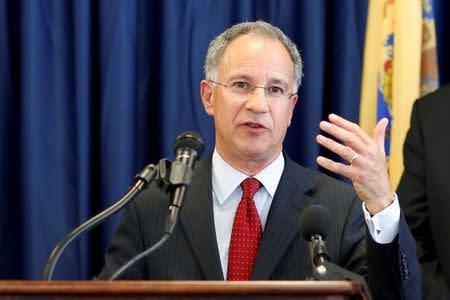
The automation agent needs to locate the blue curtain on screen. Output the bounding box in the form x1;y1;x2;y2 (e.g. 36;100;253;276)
0;0;448;280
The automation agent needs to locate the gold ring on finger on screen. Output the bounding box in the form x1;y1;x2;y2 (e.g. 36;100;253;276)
349;152;359;164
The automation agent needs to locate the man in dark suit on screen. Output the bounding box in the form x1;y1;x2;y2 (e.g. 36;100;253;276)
98;21;420;299
397;84;450;299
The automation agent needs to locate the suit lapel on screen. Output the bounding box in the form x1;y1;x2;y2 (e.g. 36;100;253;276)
179;158;224;280
252;155;316;279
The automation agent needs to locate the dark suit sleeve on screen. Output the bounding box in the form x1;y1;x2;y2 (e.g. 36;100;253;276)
337;194;420;299
96;200;147;280
397;100;450;299
366;212;421;300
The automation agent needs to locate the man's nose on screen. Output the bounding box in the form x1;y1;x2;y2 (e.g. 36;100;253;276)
246;86;269;112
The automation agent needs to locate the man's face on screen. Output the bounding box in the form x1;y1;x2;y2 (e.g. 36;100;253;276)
201;34;298;171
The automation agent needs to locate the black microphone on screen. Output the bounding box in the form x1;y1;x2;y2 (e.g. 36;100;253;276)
109;131;204;280
165;131;205;231
300;204;330;267
299;204;373;299
170;131;205;206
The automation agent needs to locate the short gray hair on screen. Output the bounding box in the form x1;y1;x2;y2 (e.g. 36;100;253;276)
204;21;303;91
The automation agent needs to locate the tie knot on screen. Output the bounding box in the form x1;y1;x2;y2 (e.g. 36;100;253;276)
241;177;260;199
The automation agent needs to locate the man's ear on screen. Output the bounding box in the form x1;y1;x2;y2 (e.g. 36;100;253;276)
287;94;299;126
200;80;214;116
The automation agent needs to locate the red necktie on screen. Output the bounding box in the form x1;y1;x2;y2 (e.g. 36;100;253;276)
227;177;262;280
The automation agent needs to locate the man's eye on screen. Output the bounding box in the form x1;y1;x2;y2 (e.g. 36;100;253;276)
232;81;249;89
268;86;284;94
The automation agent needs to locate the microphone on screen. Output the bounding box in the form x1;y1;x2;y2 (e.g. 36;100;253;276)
109;131;204;280
299;204;330;267
299;205;373;300
170;131;205;206
165;131;205;231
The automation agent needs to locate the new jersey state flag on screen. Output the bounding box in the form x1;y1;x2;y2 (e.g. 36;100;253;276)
359;0;439;189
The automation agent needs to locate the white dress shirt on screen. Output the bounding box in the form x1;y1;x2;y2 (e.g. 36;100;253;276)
211;149;400;279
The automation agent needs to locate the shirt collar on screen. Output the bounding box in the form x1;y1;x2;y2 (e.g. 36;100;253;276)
212;149;285;205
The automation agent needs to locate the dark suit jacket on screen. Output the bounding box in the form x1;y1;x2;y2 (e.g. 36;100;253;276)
99;154;420;299
397;84;450;299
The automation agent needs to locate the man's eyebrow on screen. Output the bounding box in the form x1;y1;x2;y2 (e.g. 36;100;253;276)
226;74;253;82
266;78;289;87
225;75;289;86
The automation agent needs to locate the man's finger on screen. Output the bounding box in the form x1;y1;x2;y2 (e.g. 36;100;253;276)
319;121;366;154
316;134;361;163
316;156;353;178
328;113;372;145
373;118;388;152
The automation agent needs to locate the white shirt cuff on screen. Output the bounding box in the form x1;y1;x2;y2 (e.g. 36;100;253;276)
362;193;400;244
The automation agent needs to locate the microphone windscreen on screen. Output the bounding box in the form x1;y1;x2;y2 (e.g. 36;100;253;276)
299;204;330;240
173;131;205;156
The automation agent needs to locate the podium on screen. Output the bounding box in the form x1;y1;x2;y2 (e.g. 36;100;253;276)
0;280;368;299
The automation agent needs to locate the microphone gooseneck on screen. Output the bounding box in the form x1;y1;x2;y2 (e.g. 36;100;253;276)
43;164;157;281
